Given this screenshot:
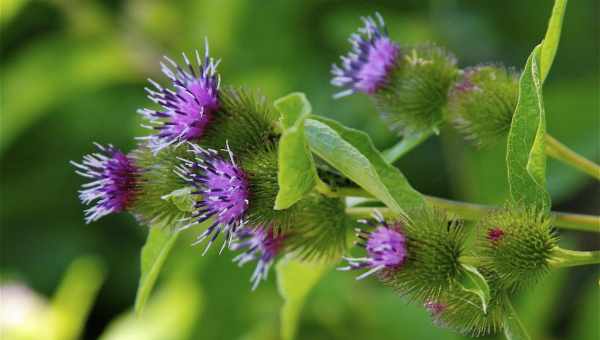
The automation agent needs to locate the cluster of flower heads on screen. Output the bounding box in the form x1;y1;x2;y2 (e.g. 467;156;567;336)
72;41;287;289
331;13;518;145
70;12;559;336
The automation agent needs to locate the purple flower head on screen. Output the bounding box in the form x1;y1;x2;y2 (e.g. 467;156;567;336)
139;40;220;153
71;143;140;223
230;226;284;290
424;300;446;326
177;143;250;254
424;300;446;316
339;211;408;280
331;13;400;98
452;68;479;94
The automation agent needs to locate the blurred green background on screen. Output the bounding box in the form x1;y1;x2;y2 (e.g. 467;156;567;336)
1;0;598;339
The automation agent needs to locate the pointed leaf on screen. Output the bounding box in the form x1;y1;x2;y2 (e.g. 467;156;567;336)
274;93;318;210
50;257;106;340
540;0;567;83
506;45;551;211
304;116;428;219
102;277;202;340
460;264;491;314
135;227;179;314
276;256;331;340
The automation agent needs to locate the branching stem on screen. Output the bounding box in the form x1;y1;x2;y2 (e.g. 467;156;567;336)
545;134;600;181
548;247;600;268
343;192;600;233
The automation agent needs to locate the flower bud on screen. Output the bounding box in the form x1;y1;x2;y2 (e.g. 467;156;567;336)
130;144;193;228
341;209;467;301
477;206;557;291
331;13;458;136
375;44;458;136
447;65;518;147
284;194;350;261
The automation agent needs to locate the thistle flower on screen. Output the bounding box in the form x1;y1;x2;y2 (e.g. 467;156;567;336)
447;65;518;147
477;206;557;291
375;209;466;302
331;13;400;98
139;40;220;152
72;143;141;223
339;212;408;280
177;143;249;253
230;226;284;290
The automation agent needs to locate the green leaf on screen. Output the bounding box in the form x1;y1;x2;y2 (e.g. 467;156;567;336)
540;0;567;83
50;257;106;340
275;92;313;129
101;276;202;340
161;187;195;212
273;93;318;210
304;116;428;219
382;128;436;164
135;227;179;315
506;45;551;211
276;256;331;340
503;297;531;340
460;264;491;314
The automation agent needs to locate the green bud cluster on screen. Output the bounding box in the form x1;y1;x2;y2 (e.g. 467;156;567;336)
378;209;467;302
374;44;459;136
446;65;519;147
128;86;350;261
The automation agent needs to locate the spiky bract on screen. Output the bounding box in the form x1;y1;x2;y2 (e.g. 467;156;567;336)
374;44;458;136
433;269;507;337
477;206;557;291
200;87;280;158
130;144;193;228
377;209;466;302
447;65;518;147
285;195;351;261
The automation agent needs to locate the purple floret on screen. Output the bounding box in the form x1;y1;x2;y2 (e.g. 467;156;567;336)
139;40;220;153
230;226;284;290
331;13;400;98
339;211;408;280
72;143;140;223
177;143;249;253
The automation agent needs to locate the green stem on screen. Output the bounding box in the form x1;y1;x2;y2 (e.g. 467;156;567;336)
382;128;436;163
545;134;600;181
548;247;600;268
344;194;600;233
503;297;531;340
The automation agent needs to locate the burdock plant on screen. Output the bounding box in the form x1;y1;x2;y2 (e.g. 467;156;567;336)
72;2;599;339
